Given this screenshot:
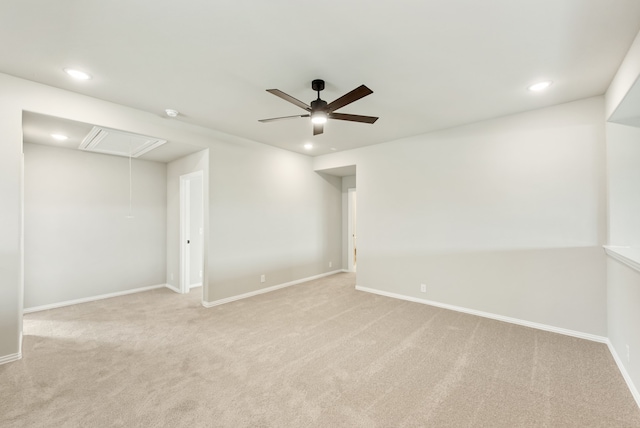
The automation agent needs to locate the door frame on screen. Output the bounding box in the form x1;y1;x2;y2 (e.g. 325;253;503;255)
180;171;203;294
347;188;357;272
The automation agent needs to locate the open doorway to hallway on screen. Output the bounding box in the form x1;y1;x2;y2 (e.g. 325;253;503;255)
180;171;204;295
310;164;356;276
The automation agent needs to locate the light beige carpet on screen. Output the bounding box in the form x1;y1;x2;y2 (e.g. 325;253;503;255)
1;273;639;427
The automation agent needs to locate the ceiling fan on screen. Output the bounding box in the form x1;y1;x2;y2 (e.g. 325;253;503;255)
259;79;378;135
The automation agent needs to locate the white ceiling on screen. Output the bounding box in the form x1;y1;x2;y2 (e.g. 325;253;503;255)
3;1;640;156
22;112;204;163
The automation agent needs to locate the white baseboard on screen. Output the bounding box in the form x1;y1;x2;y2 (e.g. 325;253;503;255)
23;284;168;313
0;352;22;365
354;285;608;344
606;340;640;409
202;270;342;308
166;283;201;294
165;284;181;294
354;286;640;409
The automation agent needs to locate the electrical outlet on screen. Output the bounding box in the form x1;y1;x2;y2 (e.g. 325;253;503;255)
260;274;266;283
329;261;332;268
420;283;426;293
627;344;630;363
199;270;203;278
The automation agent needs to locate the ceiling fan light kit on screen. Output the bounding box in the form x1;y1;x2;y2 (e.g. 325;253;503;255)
259;79;378;135
311;111;327;124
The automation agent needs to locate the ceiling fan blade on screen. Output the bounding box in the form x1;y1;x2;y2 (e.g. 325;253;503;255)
325;85;373;112
330;113;379;124
259;114;309;123
266;89;311;111
313;123;324;135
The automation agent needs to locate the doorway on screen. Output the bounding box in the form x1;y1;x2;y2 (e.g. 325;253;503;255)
180;171;204;294
348;188;357;272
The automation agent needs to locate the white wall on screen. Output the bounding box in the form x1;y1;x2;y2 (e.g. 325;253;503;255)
166;150;208;291
23;143;167;308
315;97;607;336
605;27;640;404
206;140;342;302
0;72;343;362
608;259;640;397
607;123;640;245
0;92;22;361
606;30;640;120
342;175;356;270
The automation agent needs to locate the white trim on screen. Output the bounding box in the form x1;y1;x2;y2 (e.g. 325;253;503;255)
604;246;640;273
79;126;166;158
23;284;167;313
165;283;181;294
189;283;203;289
0;352;22;365
347;188;356;273
202;270;343;308
606;340;640;409
341;269;351;273
19;152;25;356
354;285;608;343
180;174;190;294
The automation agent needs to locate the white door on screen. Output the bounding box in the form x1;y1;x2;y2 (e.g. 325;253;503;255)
348;188;357;272
180;171;204;294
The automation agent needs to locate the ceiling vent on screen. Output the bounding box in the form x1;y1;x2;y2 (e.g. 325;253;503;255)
79;126;166;158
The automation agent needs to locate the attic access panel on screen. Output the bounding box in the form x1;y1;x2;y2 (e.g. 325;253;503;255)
79;126;166;158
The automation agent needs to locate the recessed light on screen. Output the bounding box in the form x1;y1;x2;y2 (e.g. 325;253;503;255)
165;109;179;117
528;81;552;92
304;143;313;150
51;133;68;141
64;68;92;80
330;148;337;151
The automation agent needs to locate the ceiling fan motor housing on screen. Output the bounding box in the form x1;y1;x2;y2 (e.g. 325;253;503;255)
311;98;328;110
311;79;325;92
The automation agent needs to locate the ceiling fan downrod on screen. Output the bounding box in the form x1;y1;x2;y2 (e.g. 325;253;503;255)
310;79;327;111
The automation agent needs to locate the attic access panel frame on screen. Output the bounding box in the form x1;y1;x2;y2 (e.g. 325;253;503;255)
79;126;166;158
